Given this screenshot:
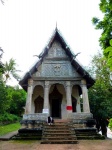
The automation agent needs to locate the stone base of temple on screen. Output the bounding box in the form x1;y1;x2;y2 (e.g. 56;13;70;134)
23;112;93;121
12;114;105;141
68;112;93;120
23;113;48;120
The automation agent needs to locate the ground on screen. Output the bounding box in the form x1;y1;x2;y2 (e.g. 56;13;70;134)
0;140;112;150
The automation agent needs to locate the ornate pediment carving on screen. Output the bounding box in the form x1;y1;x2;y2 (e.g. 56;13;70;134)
32;40;81;78
47;41;68;58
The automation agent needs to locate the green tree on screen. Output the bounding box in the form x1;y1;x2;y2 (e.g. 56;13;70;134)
0;82;8;113
88;51;112;136
108;118;112;130
3;85;26;116
0;48;4;77
104;39;112;70
4;58;21;82
92;0;112;69
0;48;25;123
0;85;26;123
9;86;26;116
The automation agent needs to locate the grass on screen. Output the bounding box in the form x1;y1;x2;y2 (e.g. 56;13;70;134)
0;122;20;136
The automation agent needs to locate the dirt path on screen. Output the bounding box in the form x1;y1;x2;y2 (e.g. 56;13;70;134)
0;140;112;150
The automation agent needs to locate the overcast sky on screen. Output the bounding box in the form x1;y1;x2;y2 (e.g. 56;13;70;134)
0;0;103;85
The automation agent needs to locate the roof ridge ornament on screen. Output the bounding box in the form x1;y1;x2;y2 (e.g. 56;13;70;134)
55;21;58;31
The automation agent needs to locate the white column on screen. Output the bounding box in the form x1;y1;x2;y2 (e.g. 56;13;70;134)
81;80;90;113
66;81;72;113
25;79;33;114
43;81;49;114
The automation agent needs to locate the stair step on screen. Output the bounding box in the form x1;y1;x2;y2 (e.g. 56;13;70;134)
77;136;105;140
42;137;77;140
42;136;76;138
44;126;69;128
41;120;78;144
44;128;70;130
44;124;68;126
54;119;70;122
43;132;74;134
43;130;71;132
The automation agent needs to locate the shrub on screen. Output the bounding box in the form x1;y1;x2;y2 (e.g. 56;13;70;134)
0;113;20;125
108;118;112;131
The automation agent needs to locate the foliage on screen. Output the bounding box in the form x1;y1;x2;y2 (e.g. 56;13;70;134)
88;51;112;136
108;118;112;130
88;52;112;119
4;58;21;82
0;47;3;58
0;113;19;125
8;86;26;116
92;0;112;69
0;48;26;124
104;39;112;70
0;48;4;79
0;84;26;123
0;81;12;114
0;122;20;136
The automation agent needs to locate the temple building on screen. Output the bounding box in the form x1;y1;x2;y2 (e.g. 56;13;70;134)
19;28;95;121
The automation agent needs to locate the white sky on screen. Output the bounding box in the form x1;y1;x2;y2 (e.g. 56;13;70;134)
0;0;103;85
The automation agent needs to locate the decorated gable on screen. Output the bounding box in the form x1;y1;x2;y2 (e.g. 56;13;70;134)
33;40;81;78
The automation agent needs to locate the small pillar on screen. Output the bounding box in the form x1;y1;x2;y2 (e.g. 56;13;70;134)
81;79;90;113
25;79;33;114
66;81;72;113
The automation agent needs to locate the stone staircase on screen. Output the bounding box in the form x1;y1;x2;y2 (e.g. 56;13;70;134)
75;128;105;140
12;128;42;140
41;120;78;144
12;119;105;141
69;119;105;140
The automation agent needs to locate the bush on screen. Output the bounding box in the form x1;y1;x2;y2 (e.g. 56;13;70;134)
108;118;112;131
0;113;20;125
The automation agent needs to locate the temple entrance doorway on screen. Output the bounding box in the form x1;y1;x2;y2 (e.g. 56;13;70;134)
51;99;61;118
49;84;63;119
72;96;77;112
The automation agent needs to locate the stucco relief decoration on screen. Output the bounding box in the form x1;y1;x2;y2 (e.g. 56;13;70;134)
54;64;61;76
43;64;53;76
48;41;66;58
55;44;66;57
33;71;41;77
62;64;69;76
49;48;54;57
36;72;41;77
56;48;61;56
